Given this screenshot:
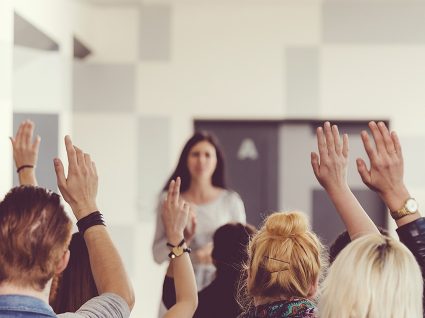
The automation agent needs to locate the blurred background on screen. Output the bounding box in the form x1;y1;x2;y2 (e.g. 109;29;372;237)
2;0;425;316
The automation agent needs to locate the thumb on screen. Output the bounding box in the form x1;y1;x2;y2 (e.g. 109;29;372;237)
311;152;320;179
356;158;371;186
53;158;67;189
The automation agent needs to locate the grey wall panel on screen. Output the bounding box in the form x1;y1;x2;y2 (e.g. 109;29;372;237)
14;12;59;51
279;123;316;218
323;2;425;44
139;5;171;61
13;113;59;192
73;62;135;112
138;116;170;222
312;189;386;246
286;47;319;116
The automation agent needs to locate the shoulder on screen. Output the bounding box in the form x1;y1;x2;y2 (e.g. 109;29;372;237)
59;293;130;318
220;190;243;204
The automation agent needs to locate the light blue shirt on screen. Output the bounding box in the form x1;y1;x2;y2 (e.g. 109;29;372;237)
0;294;55;317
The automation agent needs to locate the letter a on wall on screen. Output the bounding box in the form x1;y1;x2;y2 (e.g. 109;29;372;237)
237;138;259;160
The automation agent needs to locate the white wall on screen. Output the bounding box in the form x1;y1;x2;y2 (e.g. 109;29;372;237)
0;0;13;195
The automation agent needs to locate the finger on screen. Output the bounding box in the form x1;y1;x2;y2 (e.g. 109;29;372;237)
74;146;85;167
368;121;386;155
24;121;34;146
360;130;376;160
64;136;78;169
342;134;349;158
181;200;189;213
356;158;371;186
324;122;335;155
167;180;176;205
377;121;396;154
15;122;24;147
316;127;328;160
310;152;320;180
53;158;67;189
332;125;342;154
84;153;92;171
91;161;98;176
32;135;41;152
391;131;402;156
174;177;181;204
9;136;15;147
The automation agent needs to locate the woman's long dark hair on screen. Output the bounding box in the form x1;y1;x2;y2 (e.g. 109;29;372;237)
50;232;98;313
162;131;227;193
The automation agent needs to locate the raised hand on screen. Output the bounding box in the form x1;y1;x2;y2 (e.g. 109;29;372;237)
311;121;349;194
356;122;409;209
163;177;190;245
356;121;416;225
53;135;98;220
311;121;379;238
10;120;41;185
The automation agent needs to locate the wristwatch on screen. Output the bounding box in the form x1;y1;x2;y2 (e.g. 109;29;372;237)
166;238;192;259
390;198;419;220
168;246;192;259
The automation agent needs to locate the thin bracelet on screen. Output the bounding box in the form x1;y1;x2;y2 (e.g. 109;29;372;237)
166;238;185;248
17;165;34;173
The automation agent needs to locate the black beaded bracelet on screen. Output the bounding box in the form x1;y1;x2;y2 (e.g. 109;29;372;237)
76;211;105;235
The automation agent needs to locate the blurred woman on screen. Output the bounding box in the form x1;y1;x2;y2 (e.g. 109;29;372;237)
153;131;246;291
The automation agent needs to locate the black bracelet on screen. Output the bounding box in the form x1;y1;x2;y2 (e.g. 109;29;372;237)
166;238;185;249
17;165;34;173
76;211;105;235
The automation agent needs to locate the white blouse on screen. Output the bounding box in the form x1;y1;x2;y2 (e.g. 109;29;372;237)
152;189;246;290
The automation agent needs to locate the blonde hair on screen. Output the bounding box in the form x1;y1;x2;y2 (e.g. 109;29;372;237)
243;211;325;302
319;234;423;318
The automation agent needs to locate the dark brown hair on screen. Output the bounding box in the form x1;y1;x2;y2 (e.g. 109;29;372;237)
50;232;98;313
163;131;227;192
0;186;72;290
212;222;256;274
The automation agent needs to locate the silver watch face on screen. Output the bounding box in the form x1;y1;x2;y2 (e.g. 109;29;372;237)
406;198;418;213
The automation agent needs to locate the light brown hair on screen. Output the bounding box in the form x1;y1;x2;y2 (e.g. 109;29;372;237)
245;211;324;300
0;186;72;290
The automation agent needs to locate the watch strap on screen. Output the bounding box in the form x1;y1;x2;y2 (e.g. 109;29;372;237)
168;247;192;259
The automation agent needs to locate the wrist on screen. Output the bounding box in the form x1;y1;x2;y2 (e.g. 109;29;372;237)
379;186;410;212
326;183;351;198
166;233;185;246
71;203;99;220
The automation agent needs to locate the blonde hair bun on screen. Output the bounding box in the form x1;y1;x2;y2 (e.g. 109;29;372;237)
264;211;309;237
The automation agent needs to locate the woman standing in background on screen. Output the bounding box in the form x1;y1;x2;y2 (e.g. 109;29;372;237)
152;131;246;291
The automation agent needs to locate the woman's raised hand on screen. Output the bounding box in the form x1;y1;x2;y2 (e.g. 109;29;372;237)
10;120;41;185
163;177;190;245
311;121;349;195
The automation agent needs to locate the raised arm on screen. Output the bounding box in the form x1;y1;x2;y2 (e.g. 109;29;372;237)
311;121;379;239
10;120;40;186
356;121;420;227
53;135;135;311
163;177;198;318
